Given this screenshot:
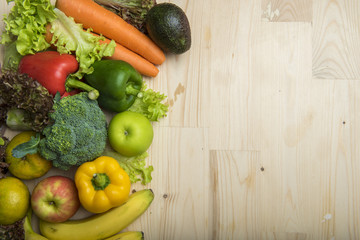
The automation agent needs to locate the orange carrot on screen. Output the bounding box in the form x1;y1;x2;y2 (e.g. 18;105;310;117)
44;25;159;77
95;33;159;77
56;0;166;65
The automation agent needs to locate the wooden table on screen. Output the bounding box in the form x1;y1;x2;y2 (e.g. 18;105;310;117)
1;0;360;239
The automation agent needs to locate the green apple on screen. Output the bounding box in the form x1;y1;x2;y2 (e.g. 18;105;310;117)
108;111;154;157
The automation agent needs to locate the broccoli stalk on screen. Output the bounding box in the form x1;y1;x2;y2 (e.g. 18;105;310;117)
94;0;156;34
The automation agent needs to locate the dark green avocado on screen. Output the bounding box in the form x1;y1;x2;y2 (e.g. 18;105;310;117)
146;3;191;54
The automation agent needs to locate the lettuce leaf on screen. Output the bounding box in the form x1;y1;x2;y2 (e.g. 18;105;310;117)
102;143;153;185
50;9;116;80
2;41;23;70
128;84;168;121
0;0;57;55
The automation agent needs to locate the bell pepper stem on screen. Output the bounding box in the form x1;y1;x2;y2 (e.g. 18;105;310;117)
125;84;141;95
66;78;100;100
92;173;111;190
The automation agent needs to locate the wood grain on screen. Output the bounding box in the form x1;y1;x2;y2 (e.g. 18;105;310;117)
1;0;360;239
127;127;211;240
205;0;262;150
312;0;360;79
210;150;260;240
261;0;312;22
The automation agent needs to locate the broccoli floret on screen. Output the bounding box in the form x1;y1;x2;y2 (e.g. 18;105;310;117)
39;92;107;170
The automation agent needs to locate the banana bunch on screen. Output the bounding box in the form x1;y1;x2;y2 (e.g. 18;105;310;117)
29;189;153;240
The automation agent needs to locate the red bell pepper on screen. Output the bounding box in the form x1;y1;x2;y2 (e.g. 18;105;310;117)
18;51;99;99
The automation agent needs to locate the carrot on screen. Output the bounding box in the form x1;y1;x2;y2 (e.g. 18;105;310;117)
95;33;159;77
45;25;159;77
55;0;166;65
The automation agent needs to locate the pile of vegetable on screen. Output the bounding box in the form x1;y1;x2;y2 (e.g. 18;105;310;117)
0;0;191;238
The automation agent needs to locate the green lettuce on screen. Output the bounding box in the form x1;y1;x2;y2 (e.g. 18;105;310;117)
2;41;23;69
103;143;154;185
0;0;57;55
50;9;116;80
128;84;169;121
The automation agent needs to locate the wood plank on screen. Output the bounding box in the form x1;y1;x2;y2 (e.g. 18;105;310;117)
205;0;263;150
250;22;314;235
261;0;312;22
210;150;261;240
306;79;360;240
312;0;360;79
259;232;311;240
249;18;360;239
126;126;211;240
248;21;322;236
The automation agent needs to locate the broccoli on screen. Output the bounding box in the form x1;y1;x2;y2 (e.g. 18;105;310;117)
39;92;107;170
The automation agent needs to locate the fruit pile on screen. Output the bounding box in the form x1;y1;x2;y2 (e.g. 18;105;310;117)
0;0;191;238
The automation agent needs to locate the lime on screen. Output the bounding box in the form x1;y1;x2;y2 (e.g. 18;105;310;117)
5;131;52;180
0;177;30;225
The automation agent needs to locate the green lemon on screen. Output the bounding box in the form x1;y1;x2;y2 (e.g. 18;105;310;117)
5;131;52;180
0;177;30;225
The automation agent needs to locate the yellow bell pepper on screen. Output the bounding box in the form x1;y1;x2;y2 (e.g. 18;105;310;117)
75;156;131;213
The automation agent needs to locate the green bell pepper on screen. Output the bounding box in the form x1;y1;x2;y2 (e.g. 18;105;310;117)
85;60;143;112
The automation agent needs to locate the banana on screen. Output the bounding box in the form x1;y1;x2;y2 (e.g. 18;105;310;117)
39;189;154;240
24;208;48;240
105;231;144;240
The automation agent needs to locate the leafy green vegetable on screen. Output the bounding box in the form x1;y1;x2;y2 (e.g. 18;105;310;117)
0;136;9;160
128;84;168;121
0;69;54;132
0;218;25;240
0;135;9;179
2;41;23;70
103;143;153;185
12;133;41;158
50;8;116;80
0;0;57;55
5;109;33;131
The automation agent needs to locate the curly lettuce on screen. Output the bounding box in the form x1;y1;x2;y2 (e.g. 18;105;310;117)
128;84;168;121
0;0;57;55
103;143;153;185
50;8;116;79
0;69;54;132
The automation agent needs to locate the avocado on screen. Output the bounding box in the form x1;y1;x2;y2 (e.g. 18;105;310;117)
146;3;191;54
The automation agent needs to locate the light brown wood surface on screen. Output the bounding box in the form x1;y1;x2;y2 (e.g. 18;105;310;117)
1;0;360;239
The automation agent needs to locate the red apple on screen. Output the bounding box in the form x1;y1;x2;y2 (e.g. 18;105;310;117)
31;175;80;223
